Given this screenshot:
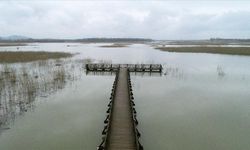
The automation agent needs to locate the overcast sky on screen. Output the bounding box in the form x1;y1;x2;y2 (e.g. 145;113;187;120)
0;0;250;40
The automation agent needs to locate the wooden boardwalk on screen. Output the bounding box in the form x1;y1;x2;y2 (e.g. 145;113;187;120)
106;68;136;150
90;63;161;150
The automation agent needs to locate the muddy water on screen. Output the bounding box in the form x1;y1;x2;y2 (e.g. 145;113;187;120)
0;43;250;150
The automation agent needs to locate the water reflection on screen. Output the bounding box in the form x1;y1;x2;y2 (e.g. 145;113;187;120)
0;59;85;133
217;65;225;78
163;66;186;80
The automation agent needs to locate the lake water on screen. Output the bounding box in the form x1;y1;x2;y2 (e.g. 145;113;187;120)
0;43;250;150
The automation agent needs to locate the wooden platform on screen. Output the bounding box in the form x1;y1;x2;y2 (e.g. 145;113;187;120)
86;63;162;72
106;68;136;150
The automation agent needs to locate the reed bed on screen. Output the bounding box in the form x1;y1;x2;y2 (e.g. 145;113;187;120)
0;51;73;63
0;58;89;130
100;43;129;48
0;43;27;47
156;46;250;56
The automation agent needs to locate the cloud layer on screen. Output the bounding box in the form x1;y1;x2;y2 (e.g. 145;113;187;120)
0;1;250;39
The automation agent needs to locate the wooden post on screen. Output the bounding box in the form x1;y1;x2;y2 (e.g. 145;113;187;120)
86;64;89;71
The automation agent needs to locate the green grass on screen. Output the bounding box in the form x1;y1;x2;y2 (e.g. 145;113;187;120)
156;46;250;56
0;51;73;63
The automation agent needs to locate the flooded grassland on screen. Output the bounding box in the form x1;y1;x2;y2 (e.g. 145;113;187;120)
0;58;84;131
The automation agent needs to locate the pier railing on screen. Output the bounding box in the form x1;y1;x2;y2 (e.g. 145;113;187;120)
86;63;162;73
97;70;120;150
127;70;143;150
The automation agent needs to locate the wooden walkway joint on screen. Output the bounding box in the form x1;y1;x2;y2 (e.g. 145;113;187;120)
86;63;162;73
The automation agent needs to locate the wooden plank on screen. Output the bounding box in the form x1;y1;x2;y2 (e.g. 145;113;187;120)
106;68;136;150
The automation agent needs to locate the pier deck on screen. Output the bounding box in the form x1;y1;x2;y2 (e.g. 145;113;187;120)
107;68;136;150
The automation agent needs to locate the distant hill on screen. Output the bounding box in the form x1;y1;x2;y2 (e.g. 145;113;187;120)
0;35;32;41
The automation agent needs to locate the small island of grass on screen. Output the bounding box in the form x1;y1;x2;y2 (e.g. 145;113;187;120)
100;43;129;48
156;46;250;56
0;43;27;47
0;51;73;63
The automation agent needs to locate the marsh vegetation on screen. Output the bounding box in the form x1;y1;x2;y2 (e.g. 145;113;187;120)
0;51;73;63
100;43;129;48
156;46;250;56
0;58;86;132
0;43;27;47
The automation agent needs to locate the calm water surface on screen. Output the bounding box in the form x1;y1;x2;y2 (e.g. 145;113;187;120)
0;43;250;150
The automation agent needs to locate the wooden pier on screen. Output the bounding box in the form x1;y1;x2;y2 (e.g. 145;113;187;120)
86;63;162;72
107;68;137;149
86;63;162;150
97;68;142;150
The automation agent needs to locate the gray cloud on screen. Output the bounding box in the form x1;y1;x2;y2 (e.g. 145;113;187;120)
0;1;250;39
